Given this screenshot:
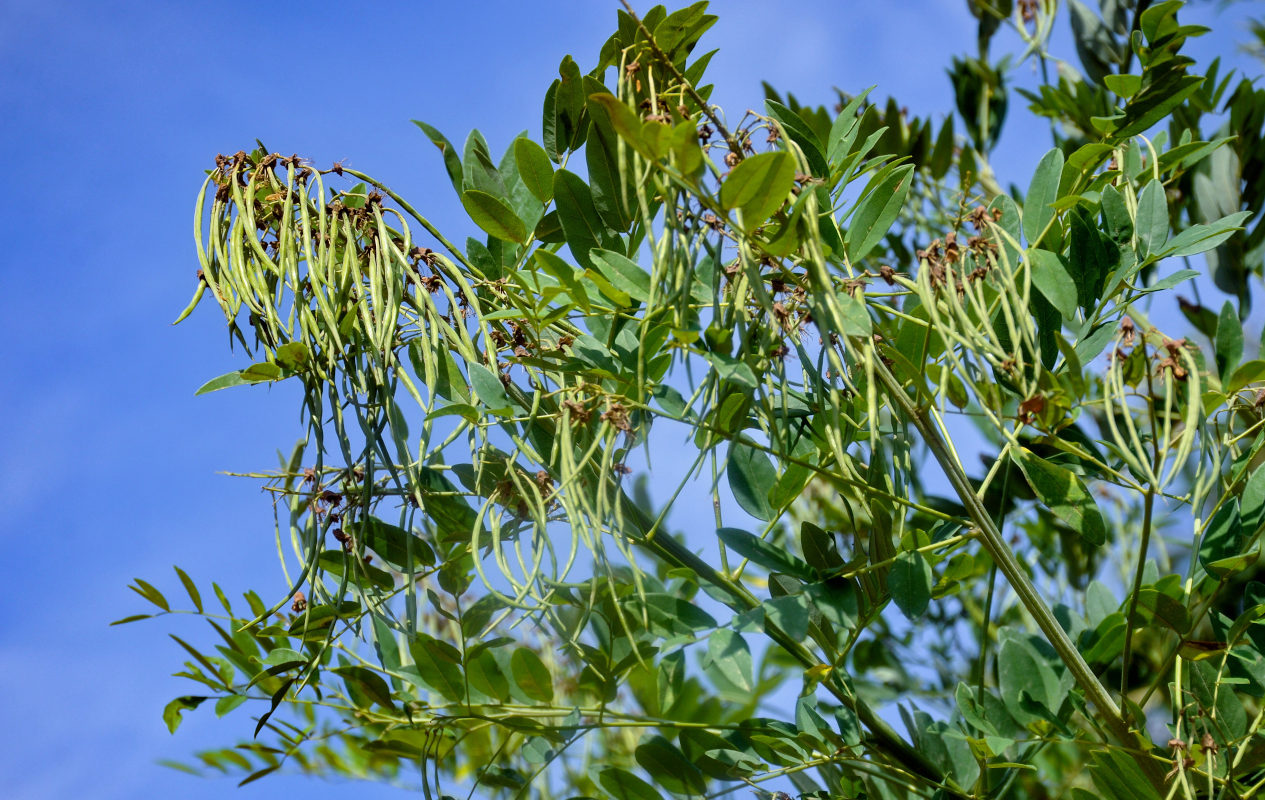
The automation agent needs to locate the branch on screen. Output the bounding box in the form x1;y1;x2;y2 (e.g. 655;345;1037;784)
868;356;1169;792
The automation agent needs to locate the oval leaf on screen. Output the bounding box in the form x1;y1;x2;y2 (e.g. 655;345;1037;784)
468;362;512;410
510;647;553;703
719;151;796;227
705;629;754;692
888;551;933;619
727;441;777;521
635;736;707;796
1028;249;1078;320
460;189;527;244
409;634;466;702
514;138;554;204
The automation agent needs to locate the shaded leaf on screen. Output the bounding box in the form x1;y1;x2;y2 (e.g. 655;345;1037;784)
1013;448;1106;545
1029;249;1078;320
705;629;753;692
888;551;933;618
408;634;466;702
468;362;512;410
717;527;814;580
511;647;554;703
727;441;777;520
635;736;707;796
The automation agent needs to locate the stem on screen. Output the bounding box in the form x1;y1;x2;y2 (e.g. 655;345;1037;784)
1120;0;1156;76
868;355;1168;792
1123;354;1164;710
1120;486;1156;708
616;0;744;159
619;495;966;797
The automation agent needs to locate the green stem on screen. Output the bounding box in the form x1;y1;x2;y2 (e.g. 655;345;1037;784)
868;356;1168;792
1120;485;1155;710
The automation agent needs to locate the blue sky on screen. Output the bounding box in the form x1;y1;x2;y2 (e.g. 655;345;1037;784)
1;1;1260;797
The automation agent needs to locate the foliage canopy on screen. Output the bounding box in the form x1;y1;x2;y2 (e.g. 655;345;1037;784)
125;1;1265;797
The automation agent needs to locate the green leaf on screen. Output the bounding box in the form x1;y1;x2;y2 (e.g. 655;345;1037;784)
194;370;252;395
846;164;914;262
162;696;208;734
1104;73;1143;98
238;765;281;787
702;352;758;390
553;169;608;270
468;362;512;410
130;578;170;611
1028;249;1078;320
555;55;587;153
510;647;553;703
670;119;704;177
534;250;591;313
705;629;754;692
625;594;718;637
727;441;777;521
1013;448;1106;546
1243;468;1265;537
408;634;466;702
1115;68;1204;140
361;516;435;571
761;593;812;641
467;649;510;702
717;527;814;580
542;80;561;162
1200;501;1246;576
1228;360;1265;396
658;650;685;711
598;767;660;800
827;87;872;156
173;566;202;613
652;1;717;61
587;93;656;161
240;362;282;383
635;736;707;796
214;694;247;717
334;665;397;711
1024;148;1064;246
1135;180;1168;258
998;636;1061;723
1144;269;1198;293
272;342;309;371
589;249;652;303
801;521;843;572
1156;210;1251;258
765;100;829;176
1216;301;1244;381
460;189;527;244
888;551;933;618
513;138;554;204
1088;748;1163;800
412;120;463;194
806;578;859;629
719;151;796;227
838;291;872;336
108;613;152;626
